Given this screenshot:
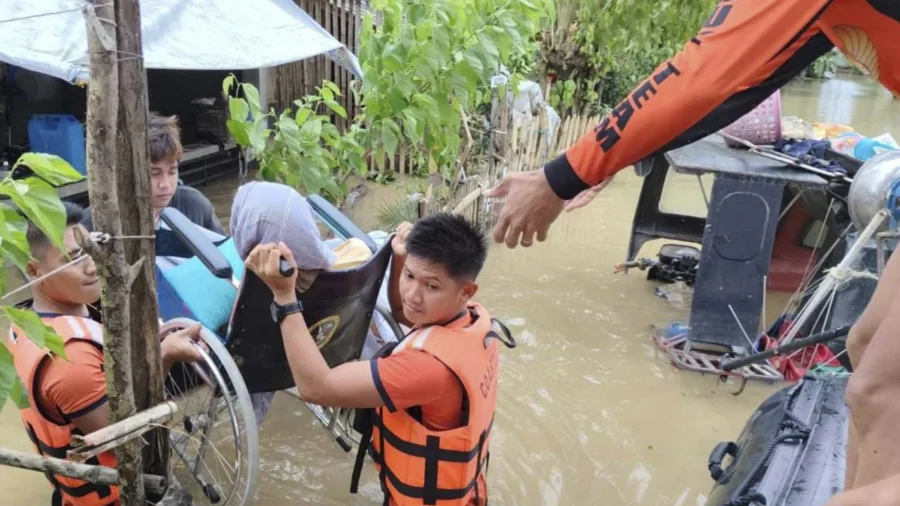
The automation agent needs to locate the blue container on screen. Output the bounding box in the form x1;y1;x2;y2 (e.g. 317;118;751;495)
27;115;87;176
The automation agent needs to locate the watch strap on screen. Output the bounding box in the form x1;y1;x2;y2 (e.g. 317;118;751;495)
274;300;304;323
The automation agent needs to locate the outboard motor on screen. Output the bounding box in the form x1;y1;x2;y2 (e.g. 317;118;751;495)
615;243;700;286
648;244;700;285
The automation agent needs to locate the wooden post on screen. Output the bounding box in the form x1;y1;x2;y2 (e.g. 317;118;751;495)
112;0;168;484
83;1;145;504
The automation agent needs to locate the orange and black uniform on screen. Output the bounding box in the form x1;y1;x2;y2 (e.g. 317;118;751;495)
352;303;508;506
545;0;900;199
7;309;119;506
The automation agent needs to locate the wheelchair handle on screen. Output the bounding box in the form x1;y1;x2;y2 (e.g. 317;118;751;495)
279;258;296;278
708;441;738;483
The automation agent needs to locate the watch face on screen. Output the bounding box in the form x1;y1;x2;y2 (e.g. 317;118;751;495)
270;302;279;323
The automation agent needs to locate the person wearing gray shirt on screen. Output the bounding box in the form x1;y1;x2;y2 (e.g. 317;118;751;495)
81;113;225;235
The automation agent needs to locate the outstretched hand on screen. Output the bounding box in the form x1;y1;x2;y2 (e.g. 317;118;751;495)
563;176;614;212
484;169;564;249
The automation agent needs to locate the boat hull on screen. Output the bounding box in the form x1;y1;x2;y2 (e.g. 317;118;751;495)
707;376;848;506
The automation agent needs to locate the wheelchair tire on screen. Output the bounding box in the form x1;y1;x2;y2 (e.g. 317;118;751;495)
160;318;259;506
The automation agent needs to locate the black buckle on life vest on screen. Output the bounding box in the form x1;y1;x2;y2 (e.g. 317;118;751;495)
362;412;494;505
484;318;516;349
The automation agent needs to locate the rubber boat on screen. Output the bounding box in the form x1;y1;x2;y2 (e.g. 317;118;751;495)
706;375;848;506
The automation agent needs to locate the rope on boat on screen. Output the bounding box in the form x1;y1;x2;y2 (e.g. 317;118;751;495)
723;385;812;506
823;266;880;286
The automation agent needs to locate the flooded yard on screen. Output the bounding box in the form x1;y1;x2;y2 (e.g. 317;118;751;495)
2;73;898;505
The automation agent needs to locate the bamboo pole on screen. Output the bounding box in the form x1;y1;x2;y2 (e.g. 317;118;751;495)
83;1;144;504
0;449;167;496
69;401;177;463
452;187;484;215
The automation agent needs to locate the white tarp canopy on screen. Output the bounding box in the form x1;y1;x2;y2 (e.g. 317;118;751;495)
0;0;362;84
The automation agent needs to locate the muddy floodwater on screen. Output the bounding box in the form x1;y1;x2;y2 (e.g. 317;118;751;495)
2;74;898;505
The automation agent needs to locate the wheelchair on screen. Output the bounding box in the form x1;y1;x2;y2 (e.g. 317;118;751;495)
153;195;405;505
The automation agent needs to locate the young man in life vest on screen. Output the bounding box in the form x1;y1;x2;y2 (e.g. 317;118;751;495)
8;200;207;506
245;213;507;506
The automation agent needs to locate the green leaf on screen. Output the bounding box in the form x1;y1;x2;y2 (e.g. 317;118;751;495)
324;100;347;119
0;179;66;253
222;74;236;98
14;153;84;186
402;110;419;143
0;204;31;272
277;115;300;136
243;83;261;118
9;374;28;409
299;118;323;140
349;151;366;175
321;87;335;102
374;148;386;171
463;52;484;77
0;342;16;412
5;307;67;359
323;81;342;97
249;117;268;153
226;119;251;147
382;119;400;156
228;96;250;122
480;36;499;59
386;90;407;114
449;72;470;105
322;123;341;141
295;108;312;125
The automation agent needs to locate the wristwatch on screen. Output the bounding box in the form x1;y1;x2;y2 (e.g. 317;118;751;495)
271;299;304;324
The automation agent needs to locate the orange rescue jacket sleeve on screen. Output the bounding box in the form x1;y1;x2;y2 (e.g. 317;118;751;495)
543;0;837;200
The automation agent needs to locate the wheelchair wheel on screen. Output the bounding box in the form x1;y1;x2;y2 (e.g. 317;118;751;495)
160;318;259;505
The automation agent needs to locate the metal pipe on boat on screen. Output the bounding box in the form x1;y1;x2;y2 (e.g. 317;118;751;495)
717;132;854;184
720;325;851;371
779;209;887;346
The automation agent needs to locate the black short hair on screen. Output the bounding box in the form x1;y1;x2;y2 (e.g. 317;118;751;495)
405;213;487;281
26;200;86;259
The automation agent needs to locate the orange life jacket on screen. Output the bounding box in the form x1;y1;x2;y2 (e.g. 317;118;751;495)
351;303;515;506
7;313;120;506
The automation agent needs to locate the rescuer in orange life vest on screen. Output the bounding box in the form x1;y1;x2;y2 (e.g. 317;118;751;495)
8;200;207;506
244;212;514;506
485;1;900;504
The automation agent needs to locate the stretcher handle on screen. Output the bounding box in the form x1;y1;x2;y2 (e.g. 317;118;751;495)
278;258;296;278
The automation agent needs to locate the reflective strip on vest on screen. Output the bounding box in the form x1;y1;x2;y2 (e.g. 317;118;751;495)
10;314;119;506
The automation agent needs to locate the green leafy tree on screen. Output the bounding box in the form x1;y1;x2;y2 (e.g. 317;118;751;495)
224;76;367;202
0;154;84;412
357;0;550;178
542;0;716;115
226;0;551;200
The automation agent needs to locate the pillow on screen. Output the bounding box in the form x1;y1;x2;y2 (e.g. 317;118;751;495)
160;239;245;333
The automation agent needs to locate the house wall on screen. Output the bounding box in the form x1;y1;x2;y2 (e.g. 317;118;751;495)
147;69;246;145
0;65;246;151
267;0;369;130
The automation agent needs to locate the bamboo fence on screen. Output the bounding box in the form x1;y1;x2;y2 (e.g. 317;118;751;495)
422;105;601;231
269;0;370;132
